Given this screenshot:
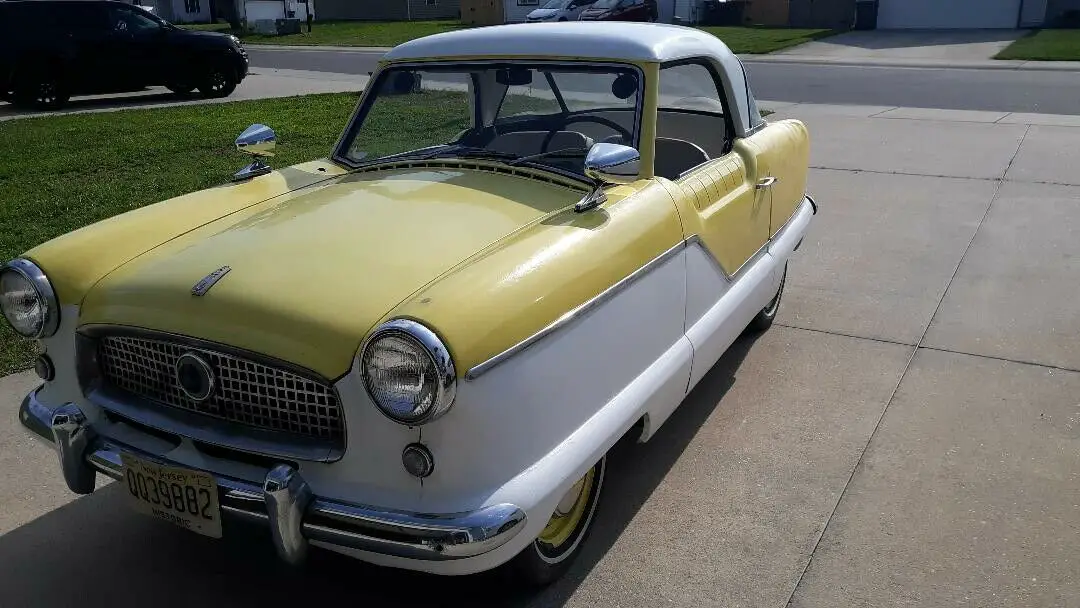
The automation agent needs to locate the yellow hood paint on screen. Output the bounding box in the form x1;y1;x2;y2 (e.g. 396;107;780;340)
389;179;684;376
77;165;586;379
26;160;348;306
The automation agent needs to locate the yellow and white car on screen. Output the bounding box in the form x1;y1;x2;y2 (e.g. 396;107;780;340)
4;22;815;584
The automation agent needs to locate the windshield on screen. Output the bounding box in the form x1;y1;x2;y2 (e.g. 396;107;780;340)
590;0;619;8
541;0;572;8
339;63;642;178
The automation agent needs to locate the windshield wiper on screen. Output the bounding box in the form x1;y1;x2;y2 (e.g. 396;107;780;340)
506;147;590;167
356;145;520;165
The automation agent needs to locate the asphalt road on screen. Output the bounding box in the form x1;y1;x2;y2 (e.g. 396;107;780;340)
247;47;1080;115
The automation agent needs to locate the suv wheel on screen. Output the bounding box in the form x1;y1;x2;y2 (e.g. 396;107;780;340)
13;72;70;110
198;65;237;99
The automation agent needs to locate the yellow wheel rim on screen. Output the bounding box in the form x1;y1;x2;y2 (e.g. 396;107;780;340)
536;467;596;549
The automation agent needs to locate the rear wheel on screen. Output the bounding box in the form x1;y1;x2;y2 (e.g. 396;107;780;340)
198;65;237;98
507;456;606;586
746;262;787;333
12;70;69;110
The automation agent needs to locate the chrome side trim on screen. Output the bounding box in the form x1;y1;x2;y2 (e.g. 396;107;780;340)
465;196;817;381
464;239;688;381
19;389;528;564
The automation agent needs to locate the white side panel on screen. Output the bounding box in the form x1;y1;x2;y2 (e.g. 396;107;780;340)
684;243;779;391
419;250;689;514
684;241;732;330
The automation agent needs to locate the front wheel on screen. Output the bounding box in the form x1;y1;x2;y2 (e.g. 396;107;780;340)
198;66;237;98
746;263;787;333
507;455;606;586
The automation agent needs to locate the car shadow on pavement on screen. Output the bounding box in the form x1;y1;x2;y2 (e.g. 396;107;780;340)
0;91;200;121
0;334;758;608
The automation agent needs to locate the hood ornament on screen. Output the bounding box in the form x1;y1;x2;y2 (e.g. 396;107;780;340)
192;266;231;296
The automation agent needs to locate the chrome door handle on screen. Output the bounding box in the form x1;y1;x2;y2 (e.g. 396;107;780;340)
756;176;779;189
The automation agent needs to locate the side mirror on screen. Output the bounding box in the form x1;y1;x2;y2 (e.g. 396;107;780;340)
232;124;276;181
576;142;640;212
236;123;276;157
584;142;639;185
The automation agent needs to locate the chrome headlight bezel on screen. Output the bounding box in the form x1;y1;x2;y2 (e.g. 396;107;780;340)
359;319;457;426
0;258;60;339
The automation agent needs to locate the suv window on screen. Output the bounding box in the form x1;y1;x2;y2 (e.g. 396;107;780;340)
54;4;110;32
107;5;164;34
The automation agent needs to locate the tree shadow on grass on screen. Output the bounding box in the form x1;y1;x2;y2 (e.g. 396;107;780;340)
0;333;760;608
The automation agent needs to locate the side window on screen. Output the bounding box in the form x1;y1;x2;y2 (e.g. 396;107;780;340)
53;4;109;33
107;6;163;35
657;61;731;159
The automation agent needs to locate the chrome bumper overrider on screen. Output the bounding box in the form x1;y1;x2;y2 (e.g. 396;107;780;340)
19;389;527;565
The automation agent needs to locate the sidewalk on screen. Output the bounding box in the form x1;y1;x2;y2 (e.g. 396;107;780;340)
745;53;1080;71
244;41;1080;72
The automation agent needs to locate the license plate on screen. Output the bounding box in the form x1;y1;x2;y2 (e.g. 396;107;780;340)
120;453;223;539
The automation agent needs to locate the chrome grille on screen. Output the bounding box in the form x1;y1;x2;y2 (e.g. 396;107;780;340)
97;335;343;443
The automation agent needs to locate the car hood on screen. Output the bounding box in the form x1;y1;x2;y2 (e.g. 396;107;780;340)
527;8;559;18
78;165;584;379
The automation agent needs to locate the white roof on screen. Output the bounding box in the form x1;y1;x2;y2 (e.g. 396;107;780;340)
383;22;739;65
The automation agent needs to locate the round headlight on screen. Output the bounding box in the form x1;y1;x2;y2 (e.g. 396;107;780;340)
0;259;59;339
360;319;457;425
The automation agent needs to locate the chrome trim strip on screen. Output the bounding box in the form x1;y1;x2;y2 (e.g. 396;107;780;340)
464;239;688;381
19;389;528;563
465;196;817;380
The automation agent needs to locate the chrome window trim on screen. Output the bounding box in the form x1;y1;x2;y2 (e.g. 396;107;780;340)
330;59;647;184
359;318;458;426
1;257;60;339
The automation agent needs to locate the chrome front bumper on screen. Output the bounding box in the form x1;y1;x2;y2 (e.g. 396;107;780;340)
19;389;527;565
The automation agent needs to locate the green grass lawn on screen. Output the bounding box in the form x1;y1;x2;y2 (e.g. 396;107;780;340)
0;92;362;375
697;26;836;54
182;20;834;53
995;29;1080;61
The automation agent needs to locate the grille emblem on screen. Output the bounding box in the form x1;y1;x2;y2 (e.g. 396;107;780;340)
192;266;231;296
175;353;216;403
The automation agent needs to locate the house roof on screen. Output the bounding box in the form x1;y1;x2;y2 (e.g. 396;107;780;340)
382;22;740;65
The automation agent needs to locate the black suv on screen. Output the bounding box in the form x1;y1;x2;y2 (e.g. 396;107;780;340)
0;0;249;110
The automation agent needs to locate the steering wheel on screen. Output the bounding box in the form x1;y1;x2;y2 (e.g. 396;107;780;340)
541;114;633;151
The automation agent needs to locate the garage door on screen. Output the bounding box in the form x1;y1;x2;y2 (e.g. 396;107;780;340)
877;0;1021;29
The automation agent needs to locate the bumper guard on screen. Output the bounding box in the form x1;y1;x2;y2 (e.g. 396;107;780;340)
20;389;527;565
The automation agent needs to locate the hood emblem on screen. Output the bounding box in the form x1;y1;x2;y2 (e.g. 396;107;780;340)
192;266;231;296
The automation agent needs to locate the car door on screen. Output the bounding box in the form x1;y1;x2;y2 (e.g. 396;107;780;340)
46;2;114;94
102;4;170;89
654;61;770;278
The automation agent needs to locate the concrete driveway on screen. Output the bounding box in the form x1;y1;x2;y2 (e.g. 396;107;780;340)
1;103;1078;607
778;29;1023;60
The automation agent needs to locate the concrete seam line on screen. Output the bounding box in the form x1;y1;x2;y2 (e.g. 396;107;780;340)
773;323;916;348
918;346;1080;376
782;124;1031;607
